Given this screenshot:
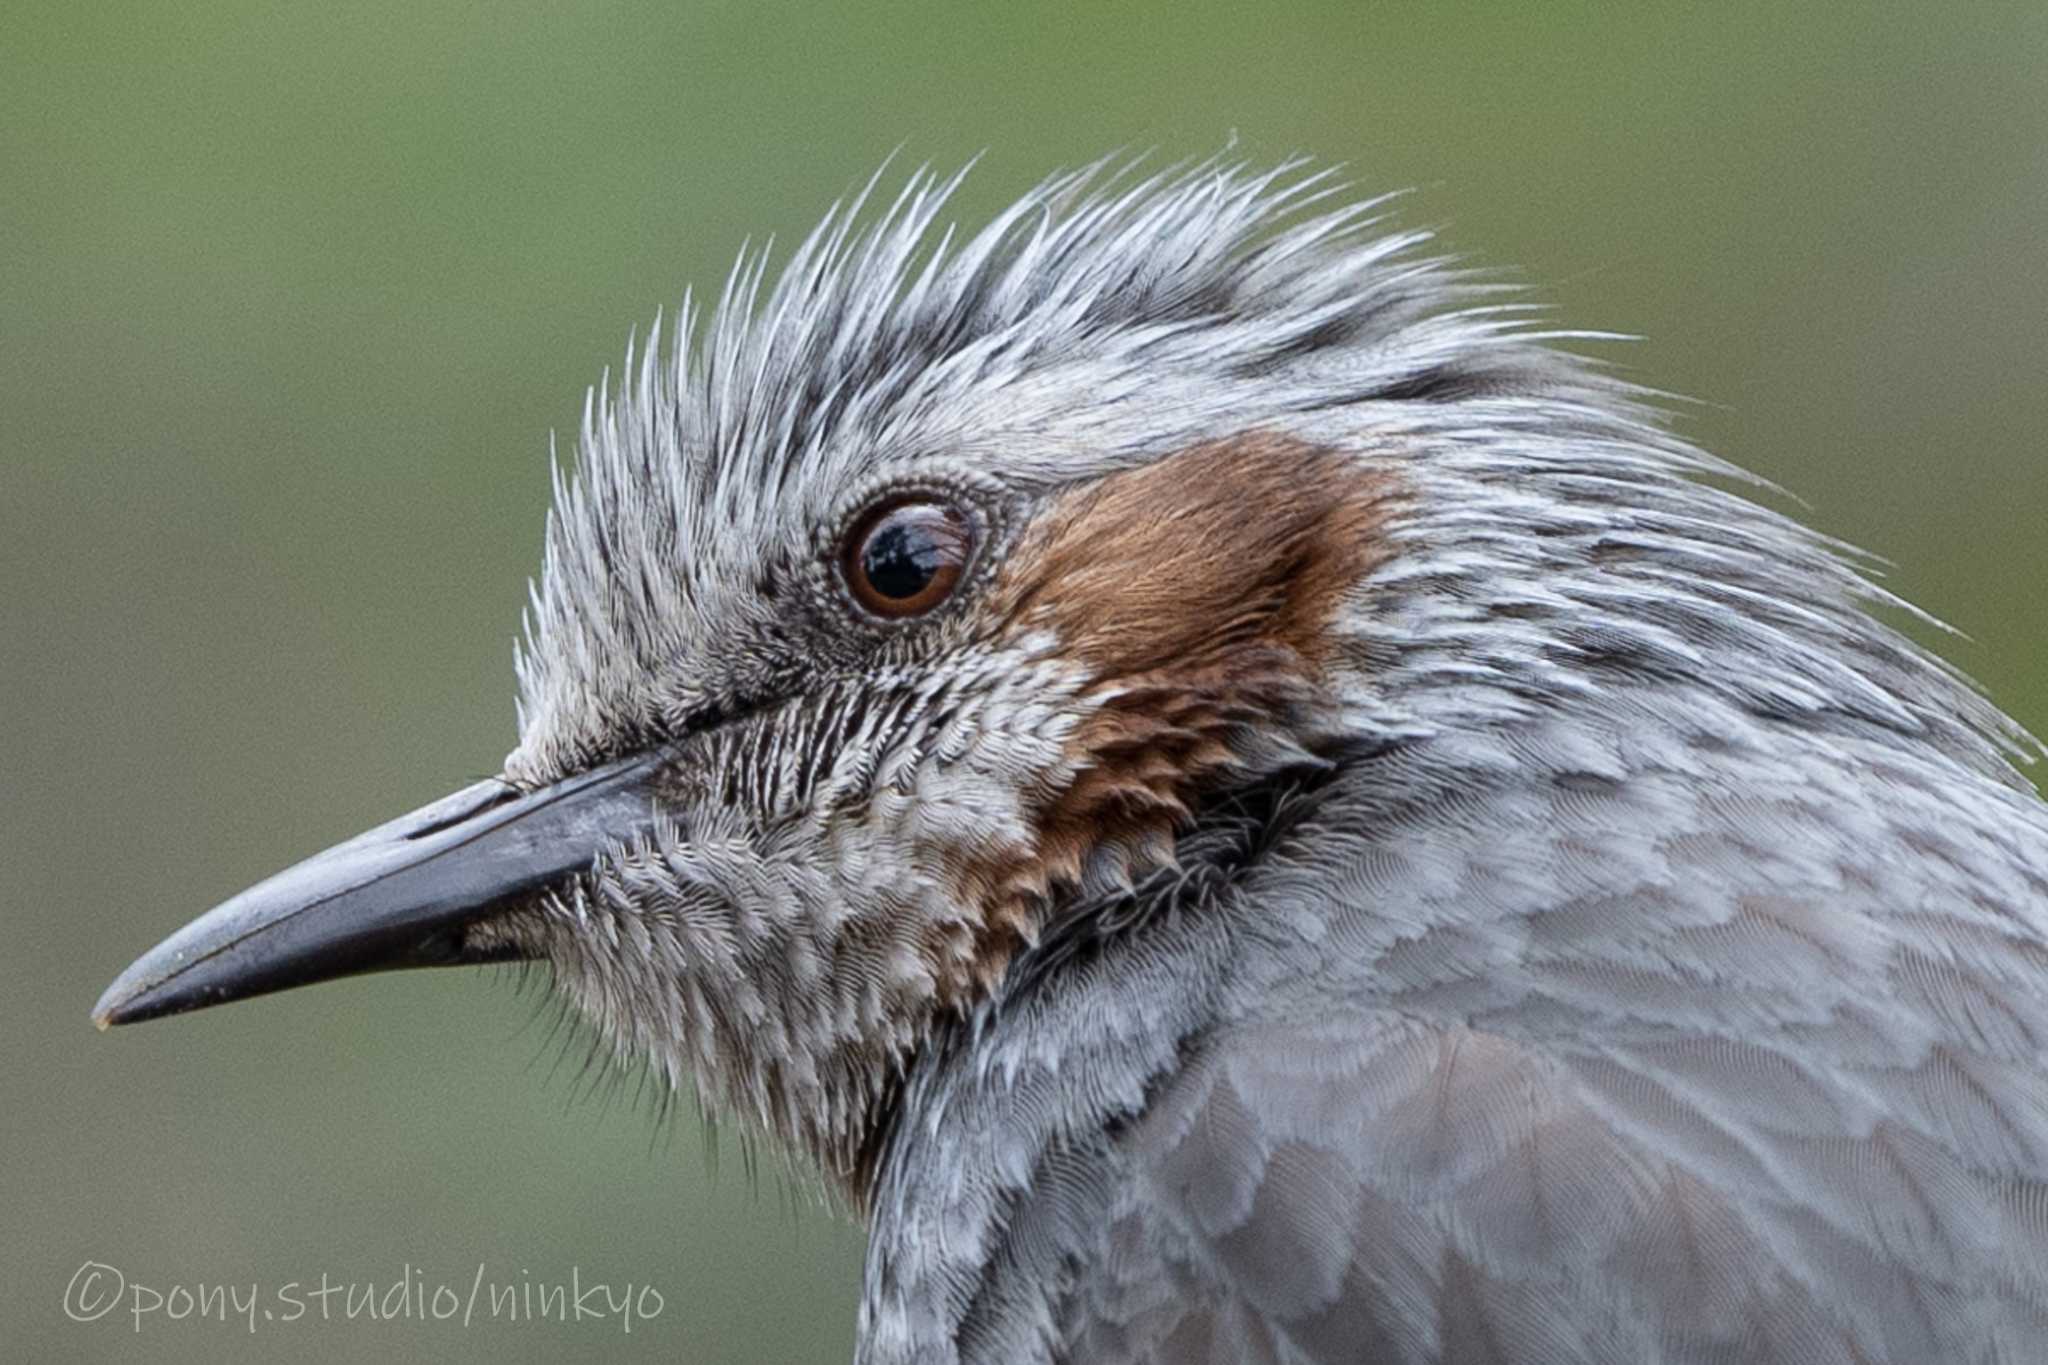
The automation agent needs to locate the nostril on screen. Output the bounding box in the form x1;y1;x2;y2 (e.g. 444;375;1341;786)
403;781;521;841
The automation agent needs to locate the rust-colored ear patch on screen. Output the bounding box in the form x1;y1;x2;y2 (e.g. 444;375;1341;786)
991;432;1397;680
927;433;1399;1006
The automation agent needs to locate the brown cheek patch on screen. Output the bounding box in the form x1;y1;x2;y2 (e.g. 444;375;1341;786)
930;433;1400;1005
998;431;1396;678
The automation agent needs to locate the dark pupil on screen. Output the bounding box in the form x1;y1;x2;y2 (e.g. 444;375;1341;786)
863;521;939;599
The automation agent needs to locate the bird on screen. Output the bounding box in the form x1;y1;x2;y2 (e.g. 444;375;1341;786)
93;155;2048;1364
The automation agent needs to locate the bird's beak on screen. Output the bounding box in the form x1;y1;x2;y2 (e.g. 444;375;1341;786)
91;751;663;1029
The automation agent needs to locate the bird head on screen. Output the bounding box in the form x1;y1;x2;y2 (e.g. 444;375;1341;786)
95;157;2019;1197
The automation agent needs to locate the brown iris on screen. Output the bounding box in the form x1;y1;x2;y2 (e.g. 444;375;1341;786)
842;497;973;618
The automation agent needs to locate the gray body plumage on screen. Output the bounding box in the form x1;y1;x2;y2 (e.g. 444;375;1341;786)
101;157;2048;1363
867;624;2048;1363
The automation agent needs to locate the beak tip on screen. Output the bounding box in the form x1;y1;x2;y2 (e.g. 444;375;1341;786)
91;969;146;1030
92;947;241;1030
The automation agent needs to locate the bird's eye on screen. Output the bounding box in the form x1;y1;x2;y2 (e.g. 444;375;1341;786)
842;497;974;618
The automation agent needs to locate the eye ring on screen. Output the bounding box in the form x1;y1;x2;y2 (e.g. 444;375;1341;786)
841;496;974;619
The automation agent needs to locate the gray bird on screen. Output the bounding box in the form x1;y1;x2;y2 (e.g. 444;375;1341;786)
95;158;2048;1364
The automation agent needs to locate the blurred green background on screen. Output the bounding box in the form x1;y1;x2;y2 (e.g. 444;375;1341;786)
6;2;2044;1361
